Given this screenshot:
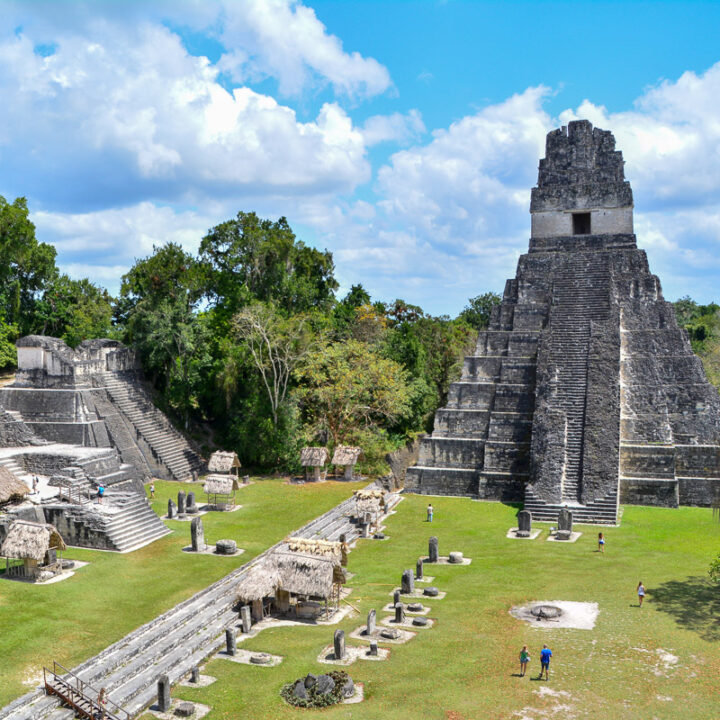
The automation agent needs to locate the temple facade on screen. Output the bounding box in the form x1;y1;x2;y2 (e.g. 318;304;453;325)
406;120;720;523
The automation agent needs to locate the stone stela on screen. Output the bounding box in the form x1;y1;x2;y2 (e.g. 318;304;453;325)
406;119;720;524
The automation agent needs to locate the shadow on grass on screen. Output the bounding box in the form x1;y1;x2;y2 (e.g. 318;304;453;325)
650;576;720;640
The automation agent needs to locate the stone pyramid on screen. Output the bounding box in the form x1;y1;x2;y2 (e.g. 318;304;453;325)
406;120;720;523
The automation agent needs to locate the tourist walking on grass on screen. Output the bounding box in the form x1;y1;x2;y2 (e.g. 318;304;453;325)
598;532;605;553
149;482;155;499
539;644;552;680
519;645;530;676
637;581;646;607
427;503;434;522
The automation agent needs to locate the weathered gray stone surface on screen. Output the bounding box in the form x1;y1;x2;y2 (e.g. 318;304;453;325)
405;120;720;522
369;641;378;656
175;701;194;717
191;517;205;552
401;569;414;594
342;677;354;698
225;629;236;656
304;674;316;689
366;609;376;635
556;509;573;540
190;666;200;684
168;499;177;519
293;681;307;700
428;536;439;563
393;589;401;606
423;587;439;597
448;551;463;564
333;630;345;660
517;510;532;537
316;675;335;695
177;491;186;515
186;492;198;514
216;539;236;555
416;558;423;580
1;336;203;484
240;606;252;634
394;603;404;624
157;675;171;712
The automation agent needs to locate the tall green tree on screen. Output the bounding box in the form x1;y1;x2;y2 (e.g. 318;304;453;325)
459;291;501;330
0;195;58;334
199;211;338;320
295;339;412;449
118;243;205;423
34;275;113;347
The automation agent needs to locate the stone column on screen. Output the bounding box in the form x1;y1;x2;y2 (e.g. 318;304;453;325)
168;499;177;519
157;675;171;712
393;589;401;606
190;517;205;552
416;558;424;580
225;628;236;656
366;609;376;635
186;491;197;514
344;465;353;481
177;490;186;516
240;605;252;634
369;640;378;656
429;536;439;562
190;666;200;683
517;510;532;536
401;569;414;594
313;466;321;481
394;602;404;624
333;629;345;660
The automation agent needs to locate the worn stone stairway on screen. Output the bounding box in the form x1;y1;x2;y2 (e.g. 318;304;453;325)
0;487;400;720
548;252;612;503
97;374;202;482
523;485;619;525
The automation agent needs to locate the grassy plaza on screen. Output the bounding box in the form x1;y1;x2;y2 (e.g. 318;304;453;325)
2;478;717;719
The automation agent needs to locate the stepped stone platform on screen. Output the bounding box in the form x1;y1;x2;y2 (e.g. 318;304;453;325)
0;337;203;483
0;486;400;720
407;120;720;523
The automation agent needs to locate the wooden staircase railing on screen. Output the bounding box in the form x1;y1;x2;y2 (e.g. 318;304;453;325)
43;661;129;720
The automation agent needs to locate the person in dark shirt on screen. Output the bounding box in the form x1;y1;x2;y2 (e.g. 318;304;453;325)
539;644;552;680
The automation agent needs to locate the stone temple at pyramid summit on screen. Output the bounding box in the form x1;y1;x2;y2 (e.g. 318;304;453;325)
406;119;720;524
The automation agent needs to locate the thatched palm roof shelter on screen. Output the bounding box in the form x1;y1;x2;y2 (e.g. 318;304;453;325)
300;447;328;467
331;446;362;466
0;520;66;562
0;467;29;506
203;475;240;495
208;451;241;475
204;474;240;509
286;537;343;563
236;550;345;608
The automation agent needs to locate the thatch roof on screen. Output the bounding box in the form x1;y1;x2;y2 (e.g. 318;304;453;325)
354;488;385;501
236;550;344;602
208;451;241;473
0;467;29;505
300;447;328;467
274;551;336;598
331;446;362;466
0;520;66;561
203;475;240;494
286;537;342;562
236;558;281;602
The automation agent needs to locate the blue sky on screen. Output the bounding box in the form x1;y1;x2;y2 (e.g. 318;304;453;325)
2;0;720;314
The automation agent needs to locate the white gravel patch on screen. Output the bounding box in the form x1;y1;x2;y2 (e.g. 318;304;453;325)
510;601;599;630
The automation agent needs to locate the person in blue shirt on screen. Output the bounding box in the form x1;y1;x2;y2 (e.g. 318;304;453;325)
539;644;552;680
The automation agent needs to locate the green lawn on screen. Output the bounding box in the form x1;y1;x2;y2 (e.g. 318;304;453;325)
134;495;719;720
0;478;364;707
